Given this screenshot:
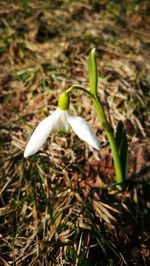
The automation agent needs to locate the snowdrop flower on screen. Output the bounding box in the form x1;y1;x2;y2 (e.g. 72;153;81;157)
24;91;100;158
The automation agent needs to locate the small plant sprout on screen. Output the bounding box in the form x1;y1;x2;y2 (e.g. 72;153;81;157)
24;49;128;185
24;91;100;158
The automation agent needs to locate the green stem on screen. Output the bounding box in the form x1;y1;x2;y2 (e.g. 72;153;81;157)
93;95;123;184
66;85;94;99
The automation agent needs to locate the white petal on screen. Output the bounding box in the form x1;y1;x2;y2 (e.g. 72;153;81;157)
24;109;61;157
55;109;70;132
67;112;100;150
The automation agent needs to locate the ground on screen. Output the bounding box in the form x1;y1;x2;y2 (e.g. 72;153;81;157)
0;0;150;265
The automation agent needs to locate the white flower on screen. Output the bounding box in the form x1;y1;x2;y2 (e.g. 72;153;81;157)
24;108;100;158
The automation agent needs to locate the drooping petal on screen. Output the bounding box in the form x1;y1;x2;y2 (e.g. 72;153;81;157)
24;108;61;157
66;112;100;150
55;109;70;132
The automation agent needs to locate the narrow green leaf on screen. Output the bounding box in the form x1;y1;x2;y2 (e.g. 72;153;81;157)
116;121;128;181
116;120;124;151
121;131;128;181
88;48;98;96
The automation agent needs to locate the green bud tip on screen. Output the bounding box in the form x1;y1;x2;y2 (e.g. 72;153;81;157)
58;91;70;110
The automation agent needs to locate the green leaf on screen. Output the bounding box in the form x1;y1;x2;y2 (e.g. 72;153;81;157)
116;120;128;181
88;48;98;96
116;120;123;150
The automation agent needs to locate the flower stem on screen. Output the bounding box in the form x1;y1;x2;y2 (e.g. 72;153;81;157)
88;48;125;184
93;95;123;184
66;85;94;99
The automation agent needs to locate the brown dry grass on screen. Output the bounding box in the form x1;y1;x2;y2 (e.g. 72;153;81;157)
0;0;150;265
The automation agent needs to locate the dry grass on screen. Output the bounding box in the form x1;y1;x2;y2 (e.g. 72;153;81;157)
0;0;150;265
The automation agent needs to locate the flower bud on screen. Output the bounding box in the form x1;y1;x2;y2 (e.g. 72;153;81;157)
58;91;70;110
